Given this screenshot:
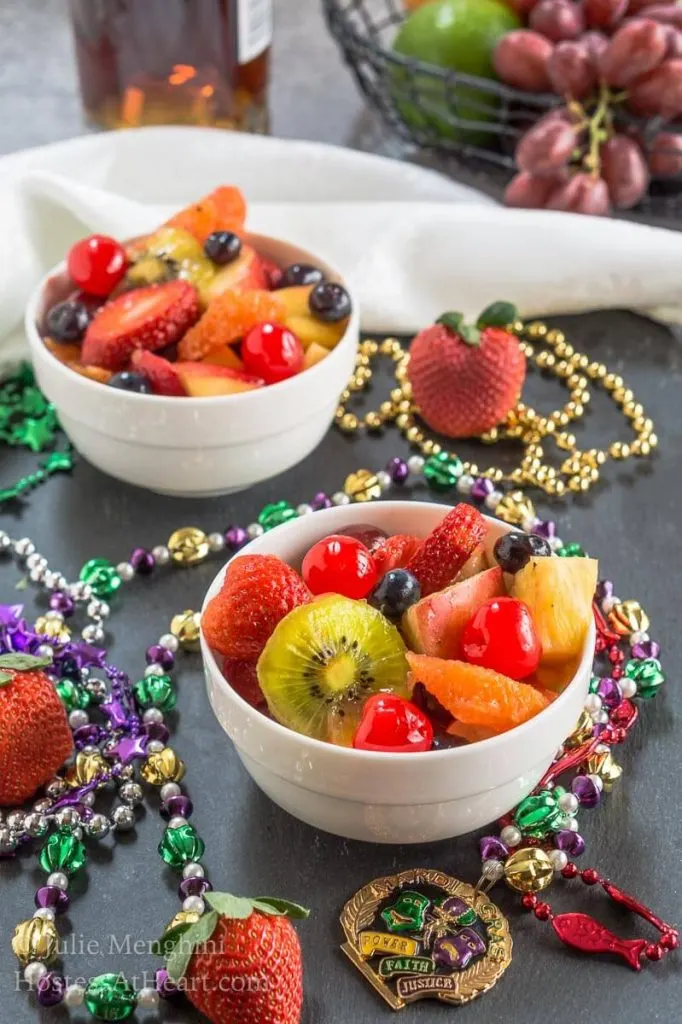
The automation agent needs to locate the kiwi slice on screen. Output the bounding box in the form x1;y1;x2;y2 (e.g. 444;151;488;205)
257;595;409;743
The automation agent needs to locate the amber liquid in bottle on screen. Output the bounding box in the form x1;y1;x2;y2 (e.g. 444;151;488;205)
68;0;271;131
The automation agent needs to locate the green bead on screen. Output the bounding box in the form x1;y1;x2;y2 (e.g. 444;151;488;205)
79;559;122;599
258;501;298;531
423;451;463;491
39;828;87;876
556;543;586;557
158;824;205;870
624;657;665;700
84;974;136;1021
56;678;91;712
588;674;600;694
514;790;563;838
133;674;177;712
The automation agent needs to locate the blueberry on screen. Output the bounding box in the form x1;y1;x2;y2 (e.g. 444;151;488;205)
369;569;421;620
46;300;90;343
308;281;352;322
278;262;324;288
108;371;152;394
203;231;242;265
493;532;551;574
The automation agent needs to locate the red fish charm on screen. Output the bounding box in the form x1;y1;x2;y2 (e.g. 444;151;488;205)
551;913;647;970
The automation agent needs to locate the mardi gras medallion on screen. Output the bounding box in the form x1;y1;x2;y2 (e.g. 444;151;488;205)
340;869;512;1010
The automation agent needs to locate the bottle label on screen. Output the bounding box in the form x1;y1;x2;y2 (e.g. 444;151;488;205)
237;0;273;64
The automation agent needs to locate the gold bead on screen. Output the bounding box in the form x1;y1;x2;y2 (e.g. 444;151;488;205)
535;351;556;370
608;599;650;637
340;388;351;403
363;411;383;431
511;319;525;334
554;360;571;378
584;748;623;791
568;476;589;492
519;342;534;358
504;848;554;893
581;467;600;483
603;372;623;391
587;362;606;380
400;380;414;401
171;609;201;651
624;401;644;420
168;527;209;567
573;389;590;406
406;426;423;444
526;321;548;339
567;402;584;418
554;340;574;359
565;709;594;748
632;439;651;456
556;432;576;450
566;373;584;390
396;413;411;430
397;399;412;414
648;432;658;448
66;751;109;787
361;340;378;356
380;338;396;355
390;387;403;404
467;463;479;476
551;410;570;427
561;457;580;475
609;441;630;459
632;416;653;433
495;491;535;526
612;386;633;405
395;363;409;383
421;440;441;456
344;469;382;502
545;328;565;346
347;377;364;393
339;412;359;433
12;918;59;967
554;480;566;496
571;353;590;370
141;747;186;786
355;354;370;368
357;366;373;383
34;616;71;642
166;910;201;934
379;400;395;419
481;428;499;443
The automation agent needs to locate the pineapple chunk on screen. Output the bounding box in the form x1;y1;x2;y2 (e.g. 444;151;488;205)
512;556;598;665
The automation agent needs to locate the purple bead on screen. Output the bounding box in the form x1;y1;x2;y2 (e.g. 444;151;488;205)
73;724;104;749
36;886;70;915
595;579;614;604
146;644;175;669
156;968;180;999
554;829;586;857
310;491;333;511
479;836;509;861
130;547;155;575
470;477;495;502
225;525;248;550
572;775;601;809
179;876;213;899
532;519;557;541
49;591;75;618
100;700;130;729
597;677;622;710
632;639;660;660
387;457;409;485
37;973;66;1007
162;795;193;820
144;721;170;745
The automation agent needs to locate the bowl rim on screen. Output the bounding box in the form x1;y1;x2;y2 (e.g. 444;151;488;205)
24;230;359;410
201;500;596;764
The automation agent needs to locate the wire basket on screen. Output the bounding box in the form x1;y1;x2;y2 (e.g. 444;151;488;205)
322;0;682;222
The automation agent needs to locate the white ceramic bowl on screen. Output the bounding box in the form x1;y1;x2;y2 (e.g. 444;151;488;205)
25;234;359;497
202;501;594;844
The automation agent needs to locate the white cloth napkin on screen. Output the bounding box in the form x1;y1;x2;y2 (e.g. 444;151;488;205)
1;125;681;363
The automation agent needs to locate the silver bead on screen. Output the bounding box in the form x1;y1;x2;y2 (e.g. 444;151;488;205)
24;813;49;838
601;595;619;614
136;987;160;1009
584;693;602;716
160;782;181;802
44;609;64;623
558;792;579;814
82;623;104;644
33;798;52;814
42;570;60;590
621;677;637;699
68;709;89;730
481;859;505;882
86;678;108;702
144;663;164;677
296;503;313;516
549;849;568;872
595;710;609;725
64;984;85;1007
630;630;649;646
182;895;205;915
484;490;503;511
36;643;54;659
117;763;135;781
182;862;205;880
14;537;36;557
47;872;69;890
159;633;179;652
376;470;392;490
500;824;522;848
112;806;136;831
331;491;350;506
67;581;92;601
146;739;165;754
246;522;264;539
554;743;565;760
208;532;225;553
0;530;10;551
143;707;164;725
86;814;110;839
87;599;110;619
46;778;68;799
26;552;45;570
6;810;25;831
81;745;99;756
456;473;474;495
587;773;604;792
168;816;188;830
521;516;538;533
33;907;56;922
119;782;143;806
80;792;95;808
116;562;135;582
152;545;170;566
0;826;17;853
549;536;564;552
55;808;81;829
29;565;48;583
407;454;424;476
568;817;580;832
24;962;48;988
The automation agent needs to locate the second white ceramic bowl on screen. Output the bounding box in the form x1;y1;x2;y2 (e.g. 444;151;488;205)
202;501;594;844
25;233;359;497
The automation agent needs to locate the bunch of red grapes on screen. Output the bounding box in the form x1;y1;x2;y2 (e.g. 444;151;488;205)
493;0;682;213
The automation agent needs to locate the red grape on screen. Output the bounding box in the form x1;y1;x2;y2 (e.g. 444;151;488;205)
529;0;585;42
664;25;682;57
581;30;610;65
583;0;628;29
600;135;649;207
638;4;682;27
548;40;598;96
511;0;542;14
515;117;578;173
599;19;667;85
504;170;567;207
546;173;612;214
647;131;682;175
494;30;554;90
628;59;682;116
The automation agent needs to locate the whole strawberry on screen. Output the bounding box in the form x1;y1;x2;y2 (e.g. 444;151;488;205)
0;652;73;806
159;892;308;1024
408;301;526;439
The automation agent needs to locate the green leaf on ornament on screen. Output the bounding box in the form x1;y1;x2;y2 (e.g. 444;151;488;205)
205;892;256;919
252;897;310;920
0;671;13;686
477;301;519;329
0;653;53;670
436;311;465;333
151;922;195;958
166;910;218;985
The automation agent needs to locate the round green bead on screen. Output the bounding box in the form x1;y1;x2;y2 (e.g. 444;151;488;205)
39;828;87;876
258;501;298;531
158;824;205;870
588;674;600;695
556;543;586;558
133;674;177;712
79;558;122;599
423;452;463;491
624;657;665;700
513;790;563;838
84;974;136;1021
56;678;91;712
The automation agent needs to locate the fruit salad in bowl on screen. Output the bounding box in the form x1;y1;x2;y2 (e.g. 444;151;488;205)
201;501;597;843
25;186;358;497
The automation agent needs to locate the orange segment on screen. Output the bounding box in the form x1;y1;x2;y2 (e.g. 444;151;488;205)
68;363;113;384
44;337;82;364
178;289;285;360
406;653;550;736
165;186;247;243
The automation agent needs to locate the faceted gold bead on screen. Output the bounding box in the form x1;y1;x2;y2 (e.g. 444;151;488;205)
566;373;584;390
400;380;414;401
141;747;186;786
340;389;351;402
495;491;535;526
609;441;630;459
166;909;201;933
397;399;412;414
511;319;525;334
527;321;548;339
396;413;411;430
395;363;409;382
467;463;479;476
355;354;370;368
361;339;378;356
571;353;590;370
168;527;209;567
421;440;441;456
556;432;576;450
613;386;634;404
633;439;651;456
380;338;401;356
171;609;201;651
603;372;623;391
379;400;396;419
587;362;606;379
565;709;594;748
481;428;499;444
339;413;359;432
356;366;373;383
585;749;623;791
364;411;383;431
347;377;364;393
12;918;59;966
66;751;109;788
519;342;534;358
545;328;564;345
608;600;650;637
390;387;404;404
406;426;423;444
504;848;554;893
34;617;71;643
554;340;574;359
344;469;382;502
551;411;571;427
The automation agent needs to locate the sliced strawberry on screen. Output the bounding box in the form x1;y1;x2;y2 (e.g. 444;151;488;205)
82;281;200;370
373;534;422;576
131;350;186;396
406;504;486;596
261;256;283;289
